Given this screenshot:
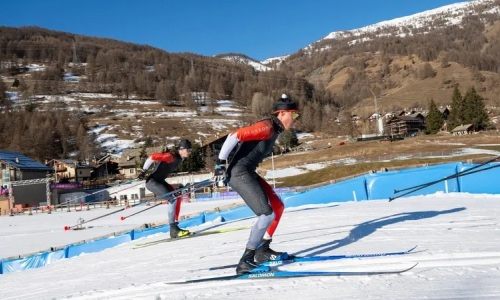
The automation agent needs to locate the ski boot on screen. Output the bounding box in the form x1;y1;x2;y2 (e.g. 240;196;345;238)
236;248;260;275
169;222;190;238
254;239;293;264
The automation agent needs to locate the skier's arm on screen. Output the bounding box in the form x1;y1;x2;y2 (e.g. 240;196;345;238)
218;120;273;160
142;152;175;170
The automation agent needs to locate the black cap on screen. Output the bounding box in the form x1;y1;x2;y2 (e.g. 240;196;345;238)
178;139;192;150
273;94;298;113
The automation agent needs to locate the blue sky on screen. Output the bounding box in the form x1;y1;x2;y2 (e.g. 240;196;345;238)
2;0;468;61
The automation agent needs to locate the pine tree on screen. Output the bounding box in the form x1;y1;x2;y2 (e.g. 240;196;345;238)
177;144;204;172
447;86;465;131
463;87;490;130
278;129;299;152
425;99;444;134
204;144;215;170
137;145;148;171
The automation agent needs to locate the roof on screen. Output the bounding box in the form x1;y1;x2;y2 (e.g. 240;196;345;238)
451;124;474;132
406;113;425;119
118;146;164;167
46;159;78;167
0;150;52;172
386;115;422;124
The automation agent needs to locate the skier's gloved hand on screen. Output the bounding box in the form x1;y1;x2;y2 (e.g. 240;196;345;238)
137;170;147;180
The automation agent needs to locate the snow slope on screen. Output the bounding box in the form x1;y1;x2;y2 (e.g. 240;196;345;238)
1;192;500;299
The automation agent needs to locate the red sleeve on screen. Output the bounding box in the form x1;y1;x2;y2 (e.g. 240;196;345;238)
234;119;274;142
149;152;175;163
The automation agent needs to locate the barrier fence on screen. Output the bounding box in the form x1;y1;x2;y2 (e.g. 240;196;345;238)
1;161;500;274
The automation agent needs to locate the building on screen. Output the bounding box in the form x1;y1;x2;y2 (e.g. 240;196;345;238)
90;154;120;179
438;107;450;120
451;124;474;135
117;146;163;179
0;150;52;213
385;114;426;137
45;159;93;182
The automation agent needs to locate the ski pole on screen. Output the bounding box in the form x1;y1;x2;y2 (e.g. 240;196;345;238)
64;201;144;230
393;155;500;194
120;179;213;220
389;163;500;202
64;178;212;230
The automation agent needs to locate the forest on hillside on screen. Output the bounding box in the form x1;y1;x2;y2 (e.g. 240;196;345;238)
2;8;500;128
285;2;500;108
1;1;500;162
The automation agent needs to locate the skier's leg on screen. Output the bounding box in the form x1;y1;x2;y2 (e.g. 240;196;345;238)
257;176;284;238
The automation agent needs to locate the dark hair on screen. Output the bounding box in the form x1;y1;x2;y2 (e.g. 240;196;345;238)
178;139;192;150
273;94;298;113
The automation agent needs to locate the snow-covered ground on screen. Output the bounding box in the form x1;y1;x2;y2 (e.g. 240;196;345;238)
1;192;500;300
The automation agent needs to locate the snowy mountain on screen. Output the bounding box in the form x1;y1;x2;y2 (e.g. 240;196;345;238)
224;0;500;69
305;0;499;55
217;53;272;71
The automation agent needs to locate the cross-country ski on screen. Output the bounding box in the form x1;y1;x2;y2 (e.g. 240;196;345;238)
172;263;419;284
207;245;419;271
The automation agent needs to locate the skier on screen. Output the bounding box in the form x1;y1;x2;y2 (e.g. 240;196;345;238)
138;139;193;238
216;94;300;274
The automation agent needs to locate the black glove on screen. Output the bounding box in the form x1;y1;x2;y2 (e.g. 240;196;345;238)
137;170;147;180
214;164;227;186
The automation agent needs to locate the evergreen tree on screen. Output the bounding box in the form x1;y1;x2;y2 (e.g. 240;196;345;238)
463;87;490;130
425;99;444;134
143;136;154;147
136;144;148;171
278;129;299;152
447;86;465;131
204;144;215;170
177;144;204;172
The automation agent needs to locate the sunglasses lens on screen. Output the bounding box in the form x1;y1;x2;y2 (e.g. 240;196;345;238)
292;112;300;120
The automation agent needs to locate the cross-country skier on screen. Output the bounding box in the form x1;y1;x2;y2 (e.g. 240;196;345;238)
138;139;192;238
215;94;300;274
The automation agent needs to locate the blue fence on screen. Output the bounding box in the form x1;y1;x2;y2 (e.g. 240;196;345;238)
1;161;499;274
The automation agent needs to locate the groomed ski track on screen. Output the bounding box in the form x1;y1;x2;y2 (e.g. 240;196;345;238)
1;195;500;299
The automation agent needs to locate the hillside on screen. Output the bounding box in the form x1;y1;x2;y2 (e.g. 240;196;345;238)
1;0;500;163
286;0;500;114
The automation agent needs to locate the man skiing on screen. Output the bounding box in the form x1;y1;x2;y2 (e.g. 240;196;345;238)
216;94;299;274
138;139;193;238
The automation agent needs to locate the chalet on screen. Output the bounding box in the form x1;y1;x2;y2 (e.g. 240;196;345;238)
451;124;474;135
45;159;92;182
90;154;120;179
0;150;52;212
439;107;450;120
385;114;425;136
117;146;163;179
